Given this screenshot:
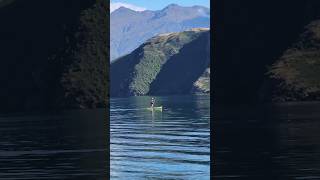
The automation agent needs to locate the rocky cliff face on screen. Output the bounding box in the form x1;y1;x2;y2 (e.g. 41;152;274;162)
192;68;210;94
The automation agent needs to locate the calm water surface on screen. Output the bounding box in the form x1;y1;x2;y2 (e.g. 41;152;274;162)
214;102;320;179
2;97;319;179
110;95;211;180
0;109;108;179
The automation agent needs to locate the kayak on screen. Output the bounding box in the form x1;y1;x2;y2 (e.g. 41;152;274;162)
147;106;163;111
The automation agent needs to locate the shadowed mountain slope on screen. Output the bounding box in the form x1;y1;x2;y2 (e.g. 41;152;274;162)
111;28;210;97
0;0;108;113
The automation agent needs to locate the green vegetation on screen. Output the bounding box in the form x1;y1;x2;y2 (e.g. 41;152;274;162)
111;28;210;97
269;20;320;101
129;31;202;95
0;0;15;8
59;0;108;108
0;0;108;112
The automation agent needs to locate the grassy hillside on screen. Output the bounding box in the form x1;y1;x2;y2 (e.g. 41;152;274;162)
269;20;320;101
111;28;210;97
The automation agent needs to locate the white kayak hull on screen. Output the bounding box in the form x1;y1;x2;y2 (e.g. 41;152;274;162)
147;106;163;111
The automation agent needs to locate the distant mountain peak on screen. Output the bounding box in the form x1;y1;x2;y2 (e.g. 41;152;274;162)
113;6;135;13
110;2;146;13
111;3;210;60
111;6;144;17
117;6;130;11
162;3;182;11
165;3;180;8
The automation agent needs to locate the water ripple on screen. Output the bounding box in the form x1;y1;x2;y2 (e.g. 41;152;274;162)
110;95;210;180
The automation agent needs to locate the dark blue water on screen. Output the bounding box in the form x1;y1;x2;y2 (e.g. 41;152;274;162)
110;95;211;180
213;102;320;179
0;109;108;179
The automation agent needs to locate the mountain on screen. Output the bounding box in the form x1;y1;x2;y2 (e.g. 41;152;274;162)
110;2;146;13
213;0;320;104
192;68;210;93
268;20;320;101
110;4;210;61
0;0;14;7
110;28;210;97
0;0;108;113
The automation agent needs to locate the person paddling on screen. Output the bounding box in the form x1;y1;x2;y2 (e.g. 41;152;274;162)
150;97;155;108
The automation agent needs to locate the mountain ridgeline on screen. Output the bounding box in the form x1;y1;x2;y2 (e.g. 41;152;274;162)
213;0;320;104
111;28;210;97
110;4;210;60
0;0;108;113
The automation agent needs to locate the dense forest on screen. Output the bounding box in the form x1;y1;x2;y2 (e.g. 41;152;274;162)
0;0;108;113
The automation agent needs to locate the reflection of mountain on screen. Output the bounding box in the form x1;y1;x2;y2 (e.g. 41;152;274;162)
214;102;320;179
0;108;107;178
110;28;210;97
0;0;108;113
110;4;210;60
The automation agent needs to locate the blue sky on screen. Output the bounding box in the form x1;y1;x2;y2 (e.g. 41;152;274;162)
110;0;210;11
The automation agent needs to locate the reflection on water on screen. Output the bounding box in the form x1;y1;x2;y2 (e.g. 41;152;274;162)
0;109;108;179
110;95;210;180
213;102;320;179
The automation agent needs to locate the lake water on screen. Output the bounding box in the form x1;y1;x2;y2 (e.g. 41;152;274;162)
213;102;320;179
0;109;108;179
110;95;211;180
2;97;319;179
